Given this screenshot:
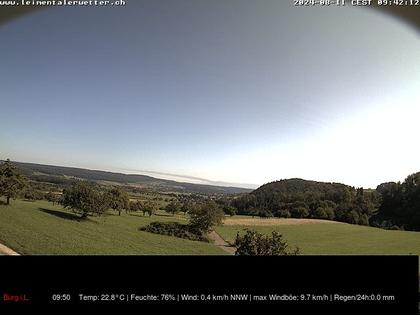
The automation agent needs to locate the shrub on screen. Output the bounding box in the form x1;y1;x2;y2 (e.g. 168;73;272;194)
139;222;208;242
235;229;300;256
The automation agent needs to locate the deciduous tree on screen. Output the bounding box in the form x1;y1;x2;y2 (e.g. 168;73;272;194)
0;159;27;205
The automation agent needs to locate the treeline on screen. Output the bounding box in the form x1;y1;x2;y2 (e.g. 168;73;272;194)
217;174;419;231
371;173;420;231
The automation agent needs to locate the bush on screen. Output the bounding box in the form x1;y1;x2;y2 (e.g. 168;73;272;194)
140;222;208;242
235;229;300;256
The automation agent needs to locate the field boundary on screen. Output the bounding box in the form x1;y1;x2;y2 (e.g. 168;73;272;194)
223;218;345;226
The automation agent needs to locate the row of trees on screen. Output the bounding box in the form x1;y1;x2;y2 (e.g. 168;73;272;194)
61;182;165;219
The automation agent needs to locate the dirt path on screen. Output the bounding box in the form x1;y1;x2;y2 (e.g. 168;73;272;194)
0;243;20;255
208;230;236;255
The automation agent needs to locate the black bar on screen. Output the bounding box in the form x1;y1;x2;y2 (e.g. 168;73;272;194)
0;255;418;313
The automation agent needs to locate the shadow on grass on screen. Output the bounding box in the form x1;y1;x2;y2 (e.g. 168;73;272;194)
0;200;8;206
38;208;86;222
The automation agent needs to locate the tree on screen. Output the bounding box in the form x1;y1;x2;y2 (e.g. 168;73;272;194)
235;230;300;256
165;201;181;216
45;191;60;206
106;187;129;216
189;201;225;233
324;207;335;220
0;159;27;205
129;200;142;213
313;207;329;219
291;206;309;218
23;187;43;201
61;181;109;219
223;205;237;216
143;201;156;217
180;200;194;215
373;172;420;231
254;208;273;218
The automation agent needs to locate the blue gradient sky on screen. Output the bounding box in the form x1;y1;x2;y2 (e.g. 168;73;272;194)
0;1;419;188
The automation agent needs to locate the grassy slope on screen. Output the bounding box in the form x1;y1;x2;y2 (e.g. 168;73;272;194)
216;222;420;255
1;200;420;256
0;199;225;255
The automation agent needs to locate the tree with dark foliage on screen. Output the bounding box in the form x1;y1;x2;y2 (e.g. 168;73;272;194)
372;172;420;231
189;200;225;233
106;187;129;216
165;200;181;216
45;191;61;206
61;181;109;219
0;159;27;205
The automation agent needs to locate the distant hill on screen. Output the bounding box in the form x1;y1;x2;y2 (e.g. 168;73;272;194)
11;161;251;195
252;178;352;197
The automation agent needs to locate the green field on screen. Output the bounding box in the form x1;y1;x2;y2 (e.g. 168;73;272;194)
216;221;420;256
1;199;420;257
0;199;225;255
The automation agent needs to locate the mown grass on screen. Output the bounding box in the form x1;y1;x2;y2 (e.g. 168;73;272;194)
216;223;420;255
2;199;420;258
0;199;226;255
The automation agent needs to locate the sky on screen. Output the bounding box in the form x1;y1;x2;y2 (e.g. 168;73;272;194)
0;1;419;189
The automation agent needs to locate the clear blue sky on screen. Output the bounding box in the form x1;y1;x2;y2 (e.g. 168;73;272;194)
0;1;419;188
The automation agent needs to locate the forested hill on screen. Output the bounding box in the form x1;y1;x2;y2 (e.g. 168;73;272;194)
11;161;251;195
253;178;351;197
232;178;380;226
230;175;420;231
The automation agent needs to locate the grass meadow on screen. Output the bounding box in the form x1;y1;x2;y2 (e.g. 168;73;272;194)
0;199;225;255
0;199;420;258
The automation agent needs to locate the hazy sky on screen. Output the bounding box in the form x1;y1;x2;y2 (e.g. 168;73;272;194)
0;1;419;189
